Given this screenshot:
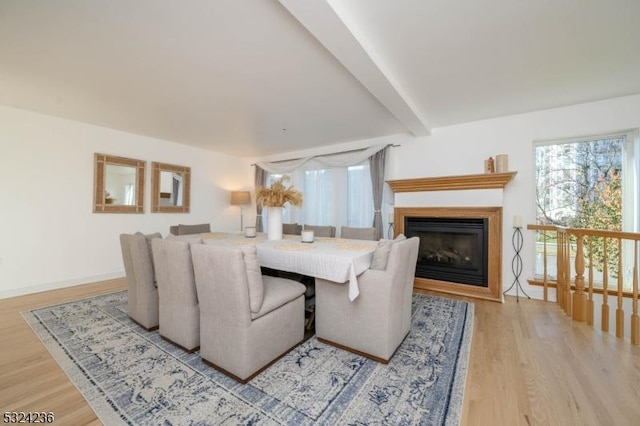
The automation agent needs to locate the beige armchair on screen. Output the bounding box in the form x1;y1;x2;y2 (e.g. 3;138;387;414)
340;226;377;240
151;238;200;352
119;232;162;330
303;225;336;237
315;236;419;362
191;244;306;383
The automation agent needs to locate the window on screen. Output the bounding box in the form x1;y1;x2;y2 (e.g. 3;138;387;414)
303;169;334;226
262;163;374;230
535;136;624;228
533;130;639;286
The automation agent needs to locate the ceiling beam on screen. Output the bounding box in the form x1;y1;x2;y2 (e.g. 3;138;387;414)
278;0;430;136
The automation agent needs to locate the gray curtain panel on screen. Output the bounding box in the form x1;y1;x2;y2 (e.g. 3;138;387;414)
254;166;267;231
369;146;388;240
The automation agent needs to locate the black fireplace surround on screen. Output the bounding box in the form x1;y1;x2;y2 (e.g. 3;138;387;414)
405;217;489;287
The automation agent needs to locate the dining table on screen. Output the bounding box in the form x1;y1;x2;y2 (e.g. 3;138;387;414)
199;232;378;301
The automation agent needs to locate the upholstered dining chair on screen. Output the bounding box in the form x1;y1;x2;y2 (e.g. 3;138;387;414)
282;223;302;235
314;236;419;362
191;243;306;383
151;238;200;352
340;226;377;241
169;223;211;236
119;232;162;330
303;225;336;238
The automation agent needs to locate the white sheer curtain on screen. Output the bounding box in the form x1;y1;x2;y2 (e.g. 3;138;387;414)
255;144;387;174
172;173;183;206
257;144;388;233
303;169;334;226
347;164;374;226
261;162;374;231
124;184;135;206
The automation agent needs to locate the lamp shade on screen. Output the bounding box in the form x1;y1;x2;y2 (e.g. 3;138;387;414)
230;190;251;205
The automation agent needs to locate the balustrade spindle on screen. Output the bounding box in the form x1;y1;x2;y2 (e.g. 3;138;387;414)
587;238;594;326
556;229;565;309
557;229;565;311
564;231;572;316
616;238;624;339
632;241;639;345
573;233;586;322
526;225;640;346
602;238;609;333
543;231;548;302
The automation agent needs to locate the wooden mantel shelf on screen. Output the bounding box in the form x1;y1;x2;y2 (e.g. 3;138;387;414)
387;171;517;193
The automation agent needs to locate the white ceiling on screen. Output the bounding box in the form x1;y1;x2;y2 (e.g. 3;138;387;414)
2;0;640;157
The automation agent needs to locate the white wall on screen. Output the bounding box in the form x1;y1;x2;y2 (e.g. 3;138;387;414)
0;105;254;298
388;93;640;300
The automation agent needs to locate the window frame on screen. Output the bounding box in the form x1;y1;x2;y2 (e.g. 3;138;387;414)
531;129;639;287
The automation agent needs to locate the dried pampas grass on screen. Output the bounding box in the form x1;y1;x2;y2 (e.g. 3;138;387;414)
256;177;303;207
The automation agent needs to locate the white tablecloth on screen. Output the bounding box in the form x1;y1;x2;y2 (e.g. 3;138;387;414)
203;233;377;301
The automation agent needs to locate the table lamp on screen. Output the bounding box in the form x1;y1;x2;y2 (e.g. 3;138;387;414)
230;190;251;231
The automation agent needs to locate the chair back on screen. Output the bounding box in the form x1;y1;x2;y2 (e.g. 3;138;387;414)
120;233;158;291
385;237;419;286
303;225;336;237
385;236;420;334
152;238;198;306
282;223;302;235
152;238;200;349
191;244;252;326
340;226;376;240
119;232;161;329
170;223;211;235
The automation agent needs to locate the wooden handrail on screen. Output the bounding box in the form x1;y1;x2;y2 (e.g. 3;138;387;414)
527;224;639;346
528;224;640;241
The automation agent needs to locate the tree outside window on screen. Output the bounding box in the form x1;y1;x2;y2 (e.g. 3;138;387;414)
534;134;632;284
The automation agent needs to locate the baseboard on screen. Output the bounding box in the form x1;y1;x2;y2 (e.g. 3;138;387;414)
0;271;125;300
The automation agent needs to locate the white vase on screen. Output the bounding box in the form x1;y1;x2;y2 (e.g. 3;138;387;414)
267;207;283;240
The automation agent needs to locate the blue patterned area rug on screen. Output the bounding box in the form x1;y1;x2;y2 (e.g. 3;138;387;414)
23;291;473;425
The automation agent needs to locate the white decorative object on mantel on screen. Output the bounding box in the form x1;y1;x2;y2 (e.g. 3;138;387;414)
495;154;509;173
267;207;283;240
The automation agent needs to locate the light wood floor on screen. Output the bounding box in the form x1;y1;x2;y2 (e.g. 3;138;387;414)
1;279;638;425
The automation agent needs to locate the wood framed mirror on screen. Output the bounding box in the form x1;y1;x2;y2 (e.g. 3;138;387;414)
151;162;191;213
93;153;145;213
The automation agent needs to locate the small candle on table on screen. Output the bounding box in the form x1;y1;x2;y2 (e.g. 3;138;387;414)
245;226;256;237
301;230;314;243
389;212;394;224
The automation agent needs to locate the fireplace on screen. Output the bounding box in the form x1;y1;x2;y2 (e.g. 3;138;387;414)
395;207;503;302
405;217;488;287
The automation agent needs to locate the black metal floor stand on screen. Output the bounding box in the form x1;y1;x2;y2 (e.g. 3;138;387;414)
503;226;530;302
